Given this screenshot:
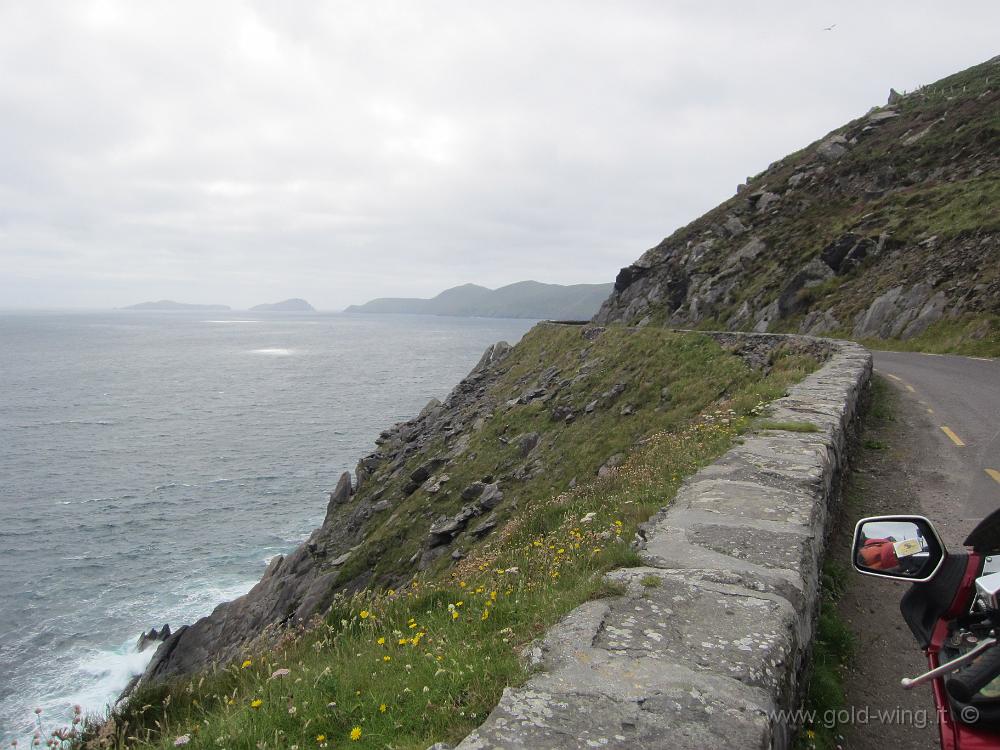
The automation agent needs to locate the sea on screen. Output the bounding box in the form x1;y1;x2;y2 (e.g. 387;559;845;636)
0;310;534;742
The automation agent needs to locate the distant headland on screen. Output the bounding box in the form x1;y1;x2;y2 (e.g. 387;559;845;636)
250;298;316;312
345;281;613;320
122;300;231;311
121;298;316;312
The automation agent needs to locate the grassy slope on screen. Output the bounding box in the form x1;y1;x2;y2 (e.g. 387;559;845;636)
87;325;819;750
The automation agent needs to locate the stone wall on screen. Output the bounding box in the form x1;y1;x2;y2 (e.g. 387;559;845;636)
451;335;872;750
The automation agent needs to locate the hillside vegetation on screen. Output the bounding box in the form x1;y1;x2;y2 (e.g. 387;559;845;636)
84;325;820;749
596;56;999;356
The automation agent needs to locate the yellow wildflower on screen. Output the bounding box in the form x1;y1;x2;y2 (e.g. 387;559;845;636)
316;735;326;743
383;655;391;662
350;726;362;741
250;699;262;709
377;637;385;645
379;703;387;713
241;659;252;669
359;610;370;619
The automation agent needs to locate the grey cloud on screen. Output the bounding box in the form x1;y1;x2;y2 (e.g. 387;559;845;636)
1;1;998;309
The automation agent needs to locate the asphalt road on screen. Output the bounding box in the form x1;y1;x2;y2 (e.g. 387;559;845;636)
838;350;998;749
873;350;1000;540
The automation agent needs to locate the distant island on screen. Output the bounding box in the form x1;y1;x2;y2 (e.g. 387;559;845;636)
345;281;613;320
250;298;316;312
122;300;231;311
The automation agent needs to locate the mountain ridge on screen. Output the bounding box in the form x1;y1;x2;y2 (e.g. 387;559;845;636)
346;280;613;320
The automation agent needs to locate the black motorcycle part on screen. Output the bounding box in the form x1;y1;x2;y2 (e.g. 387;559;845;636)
900;552;970;648
946;647;1000;702
965;507;1000;555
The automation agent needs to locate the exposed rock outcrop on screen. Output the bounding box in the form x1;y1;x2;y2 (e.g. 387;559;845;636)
594;56;1000;342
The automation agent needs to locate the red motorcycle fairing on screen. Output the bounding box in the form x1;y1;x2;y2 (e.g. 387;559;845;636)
927;553;1000;749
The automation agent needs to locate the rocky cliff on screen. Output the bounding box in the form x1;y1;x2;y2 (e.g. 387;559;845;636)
140;324;820;685
596;56;999;345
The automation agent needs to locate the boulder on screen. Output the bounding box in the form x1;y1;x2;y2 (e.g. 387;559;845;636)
461;482;485;501
585;399;598;413
136;625;171;653
478;482;504;511
427;505;480;547
327;472;354;511
470;515;499;539
887;88;903;105
820;233;876;274
755;191;781;213
777;258;834;317
816;134;848;161
551;405;574;422
800;309;841;336
410;458;445;485
515;432;540;457
722;216;747;238
598;454;625;478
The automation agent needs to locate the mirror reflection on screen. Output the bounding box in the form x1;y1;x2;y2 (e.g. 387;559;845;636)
854;520;941;579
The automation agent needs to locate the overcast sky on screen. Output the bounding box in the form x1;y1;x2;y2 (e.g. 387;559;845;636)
1;2;997;310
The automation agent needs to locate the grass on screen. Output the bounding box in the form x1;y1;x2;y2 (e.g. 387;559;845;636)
853;314;1000;358
796;376;894;749
796;562;855;750
80;327;821;750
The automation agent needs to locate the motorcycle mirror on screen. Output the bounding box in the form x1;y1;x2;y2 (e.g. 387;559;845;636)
852;515;946;582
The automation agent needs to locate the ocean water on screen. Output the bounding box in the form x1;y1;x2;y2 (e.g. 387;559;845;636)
0;310;533;741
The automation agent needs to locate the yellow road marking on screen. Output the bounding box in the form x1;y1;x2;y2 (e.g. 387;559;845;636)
905;384;916;393
941;426;966;447
987;469;1000;485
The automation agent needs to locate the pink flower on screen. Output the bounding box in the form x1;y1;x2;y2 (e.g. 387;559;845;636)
173;735;191;746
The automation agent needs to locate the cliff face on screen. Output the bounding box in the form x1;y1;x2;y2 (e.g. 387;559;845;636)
595;56;999;343
144;324;806;684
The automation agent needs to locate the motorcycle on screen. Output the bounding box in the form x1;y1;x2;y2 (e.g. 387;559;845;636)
853;508;1000;749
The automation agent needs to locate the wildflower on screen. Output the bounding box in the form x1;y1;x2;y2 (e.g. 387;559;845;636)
359;610;370;619
250;699;263;709
387;589;395;596
379;703;387;713
422;686;430;693
270;668;291;678
288;707;297;716
383;655;391;662
241;659;252;669
174;736;191;747
481;609;490;621
315;735;326;743
376;637;385;645
349;726;362;741
452;610;459;620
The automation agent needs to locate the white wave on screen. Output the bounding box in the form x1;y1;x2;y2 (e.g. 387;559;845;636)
203;320;259;324
249;348;294;355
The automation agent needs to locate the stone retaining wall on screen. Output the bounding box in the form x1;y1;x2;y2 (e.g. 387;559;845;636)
452;335;872;750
